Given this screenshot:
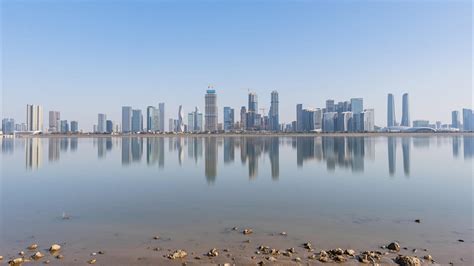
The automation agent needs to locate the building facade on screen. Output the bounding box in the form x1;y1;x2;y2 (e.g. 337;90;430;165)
205;89;218;132
26;104;43;132
401;93;410;127
122;106;132;133
269;90;279;131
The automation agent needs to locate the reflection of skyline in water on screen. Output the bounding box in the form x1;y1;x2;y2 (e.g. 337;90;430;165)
3;136;472;178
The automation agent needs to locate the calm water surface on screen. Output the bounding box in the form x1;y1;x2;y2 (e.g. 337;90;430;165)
1;135;473;264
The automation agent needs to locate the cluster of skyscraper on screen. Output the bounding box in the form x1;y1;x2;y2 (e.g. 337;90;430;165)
295;98;374;133
2;90;474;135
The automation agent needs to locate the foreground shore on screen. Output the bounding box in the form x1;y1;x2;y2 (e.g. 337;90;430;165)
3;224;471;266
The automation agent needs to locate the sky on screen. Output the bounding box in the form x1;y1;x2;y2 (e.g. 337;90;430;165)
1;0;472;131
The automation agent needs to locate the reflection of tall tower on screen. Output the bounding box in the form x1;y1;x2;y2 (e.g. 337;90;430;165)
388;137;396;176
70;137;78;151
463;136;473;159
205;137;218;183
97;138;106;158
401;93;410;127
223;137;235;164
48;138;60;162
122;137;131;165
387;94;396;127
269;137;279;180
452;137;460;157
26;138;42;170
402;138;410;176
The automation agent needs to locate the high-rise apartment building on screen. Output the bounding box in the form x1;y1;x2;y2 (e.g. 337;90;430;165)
26;104;43;132
97;113;107;133
60;120;69;133
296;104;303;132
2;118;15;134
247;92;258;130
240;106;247;130
463;108;473;131
269;90;279;131
122;106;132;133
401;93;410;127
451;111;460;129
205;89;218;132
325;100;335;113
177;105;184;132
106;120;114;133
70;121;79;133
362;109;375;132
158;103;165;132
48;111;60;133
350;98;363;114
146;106;155;132
131;109;143;133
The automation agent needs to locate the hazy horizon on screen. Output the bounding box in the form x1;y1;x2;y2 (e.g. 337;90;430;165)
2;0;472;131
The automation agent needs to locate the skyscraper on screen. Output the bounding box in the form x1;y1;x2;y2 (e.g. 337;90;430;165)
177;105;184;132
205;89;218;132
131;109;143;133
223;107;234;132
97;113;107;133
60;120;69;133
240;106;247;130
387;94;396;127
463;108;473;131
106;120;114;133
158;103;165;132
247;92;258;130
146;106;155;132
325;100;335;113
2;118;15;134
26;104;43;132
451;110;460;129
362;109;375;132
401;93;410;127
48;111;60;133
122;106;132;133
350;98;363;114
70;121;79;133
296;104;303;132
269;90;279;131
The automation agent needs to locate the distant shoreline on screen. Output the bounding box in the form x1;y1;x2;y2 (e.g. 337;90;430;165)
9;132;474;138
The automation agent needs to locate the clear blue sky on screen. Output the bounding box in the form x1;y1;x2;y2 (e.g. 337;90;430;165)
2;0;472;130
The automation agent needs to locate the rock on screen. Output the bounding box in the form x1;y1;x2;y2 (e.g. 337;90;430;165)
232;227;238;231
9;258;24;266
423;255;433;261
280;232;287;236
18;251;25;256
207;248;219;257
358;254;370;264
43;260;50;264
287;247;295;253
308;254;317;260
49;244;61;252
414;219;421;223
334;255;347;262
91;252;97;256
318;256;329;262
395;255;421;266
98;251;105;255
56;254;64;259
282;251;292;257
251;256;256;259
319;250;328;257
387;242;401;252
458;239;464;242
412;249;417;253
303;242;312;250
153;236;160;240
266;256;277;262
168;250;187;260
329;248;344;255
32;252;45;260
244;239;251;243
88;259;97;264
28;244;38;250
0;256;3;260
223;248;229;252
345;249;355;256
294;257;301;262
243;228;253;235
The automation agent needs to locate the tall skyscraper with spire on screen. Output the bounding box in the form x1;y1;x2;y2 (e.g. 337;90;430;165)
205;88;218;132
401;93;410;127
387;94;396;127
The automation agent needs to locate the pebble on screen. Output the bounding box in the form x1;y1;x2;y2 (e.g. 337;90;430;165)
9;258;24;266
98;251;105;255
194;256;201;260
415;219;421;223
49;244;61;252
232;227;238;231
44;260;50;264
56;254;64;259
91;252;97;256
294;257;301;262
334;255;347;262
280;232;287;236
153;236;160;240
458;239;464;242
28;244;38;250
167;250;187;259
266;256;277;262
0;256;3;260
308;254;316;260
19;251;25;256
387;242;401;252
32;252;45;260
345;249;356;256
243;228;253;235
88;258;97;264
423;255;433;261
395;255;421;266
207;248;219;257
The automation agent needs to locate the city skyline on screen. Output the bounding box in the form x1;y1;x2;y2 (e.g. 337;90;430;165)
2;1;471;130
